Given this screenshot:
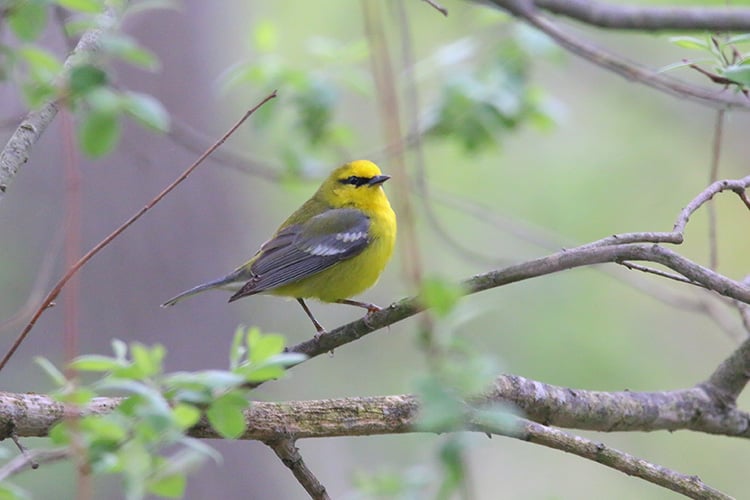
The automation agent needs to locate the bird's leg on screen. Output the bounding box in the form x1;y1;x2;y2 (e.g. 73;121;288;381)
335;298;383;329
335;298;382;314
296;298;327;337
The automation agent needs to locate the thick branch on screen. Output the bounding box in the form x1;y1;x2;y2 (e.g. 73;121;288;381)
0;8;117;201
484;0;750;110
530;0;750;32
3;373;748;440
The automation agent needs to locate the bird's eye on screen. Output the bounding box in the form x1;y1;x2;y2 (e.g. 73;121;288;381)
339;175;369;187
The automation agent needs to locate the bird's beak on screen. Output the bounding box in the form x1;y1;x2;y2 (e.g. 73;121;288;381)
368;175;390;186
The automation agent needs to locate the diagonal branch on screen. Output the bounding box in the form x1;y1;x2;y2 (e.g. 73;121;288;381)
266;439;330;500
484;0;750;110
500;418;732;500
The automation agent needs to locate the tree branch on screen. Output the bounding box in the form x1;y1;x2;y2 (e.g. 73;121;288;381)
266;439;330;500
502;418;732;500
0;379;742;497
483;0;750;110
526;0;750;32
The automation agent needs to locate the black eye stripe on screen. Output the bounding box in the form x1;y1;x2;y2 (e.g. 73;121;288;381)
338;175;371;187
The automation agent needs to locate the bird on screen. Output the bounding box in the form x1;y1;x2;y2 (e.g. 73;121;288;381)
161;159;397;336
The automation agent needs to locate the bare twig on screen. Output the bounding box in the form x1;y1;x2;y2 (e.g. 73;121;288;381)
619;261;703;287
524;0;750;32
708;110;726;270
0;448;69;481
0;91;278;373
489;418;733;500
421;0;448;17
484;0;750;110
267;439;330;500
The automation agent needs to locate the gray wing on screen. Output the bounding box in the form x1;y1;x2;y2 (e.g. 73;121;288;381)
229;208;371;300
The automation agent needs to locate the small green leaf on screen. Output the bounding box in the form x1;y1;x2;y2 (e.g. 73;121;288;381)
35;357;67;386
171;404;201;430
79;109;120;157
122;91;170;132
669;36;710;51
101;33;161;71
112;339;128;360
49;422;70;445
723;64;750;87
253;20;278;52
19;46;63;83
56;0;104;12
80;415;128;443
68;64;107;95
206;392;248;438
8;0;48;41
248;333;285;363
229;326;246;370
148;473;186;498
69;354;121;372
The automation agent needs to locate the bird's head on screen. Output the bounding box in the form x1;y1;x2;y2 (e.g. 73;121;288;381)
317;160;392;211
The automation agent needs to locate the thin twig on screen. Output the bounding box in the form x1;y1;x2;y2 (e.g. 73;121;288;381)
481;417;733;500
421;0;448;17
10;434;37;470
0;448;69;481
619;261;703;287
0;91;278;373
267;439;330;500
708;109;726;270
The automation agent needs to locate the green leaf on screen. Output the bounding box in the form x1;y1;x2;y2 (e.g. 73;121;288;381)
8;0;48;41
68;64;108;95
112;339;128;361
147;473;186;498
48;422;70;445
165;370;245;391
248;333;285;363
206;392;248;438
722;64;750;87
101;33;161;71
80;415;128;443
56;0;104;13
78;109;120;157
669;36;710;51
171;404;201;430
229;325;246;370
35;357;67;386
253;20;278;52
69;354;121;372
19;46;63;83
122;91;170;132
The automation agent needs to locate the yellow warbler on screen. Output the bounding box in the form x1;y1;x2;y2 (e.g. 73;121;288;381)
162;160;397;335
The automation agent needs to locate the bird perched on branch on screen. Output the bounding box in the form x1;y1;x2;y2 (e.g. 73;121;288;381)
161;160;397;336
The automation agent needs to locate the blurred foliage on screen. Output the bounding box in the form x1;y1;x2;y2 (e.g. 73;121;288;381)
423;26;562;153
220;20;369;176
2;0;172;157
5;328;305;500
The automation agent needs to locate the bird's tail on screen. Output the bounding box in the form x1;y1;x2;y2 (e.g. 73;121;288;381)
160;272;245;308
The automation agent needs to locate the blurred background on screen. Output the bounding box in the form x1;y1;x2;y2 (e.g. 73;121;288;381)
1;0;749;498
